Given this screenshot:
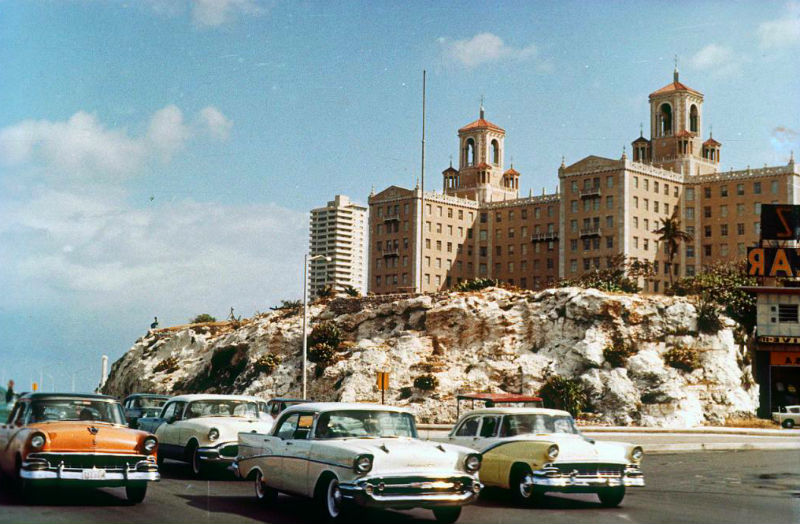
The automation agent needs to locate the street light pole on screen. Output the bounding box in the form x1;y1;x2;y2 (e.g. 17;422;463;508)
302;254;331;400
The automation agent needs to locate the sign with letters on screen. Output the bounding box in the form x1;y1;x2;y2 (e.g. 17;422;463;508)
760;336;800;345
761;204;800;240
747;247;800;277
769;351;800;366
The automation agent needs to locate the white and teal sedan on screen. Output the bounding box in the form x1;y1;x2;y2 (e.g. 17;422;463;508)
138;394;273;476
236;403;482;523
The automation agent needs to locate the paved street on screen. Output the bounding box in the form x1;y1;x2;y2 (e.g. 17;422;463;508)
1;451;797;523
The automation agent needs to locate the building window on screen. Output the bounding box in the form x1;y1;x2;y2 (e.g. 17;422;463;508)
570;219;578;232
721;224;728;236
570;259;577;273
720;205;728;218
755;222;761;235
509;228;515;238
704;225;712;238
704;245;712;256
720;186;728;197
607;176;613;188
633;216;639;228
496;246;502;256
720;244;729;256
755;203;761;215
644;198;649;211
447;242;452;253
643;239;649;251
634;177;639;188
686;188;695;201
779;304;799;323
633;236;639;249
654;201;659;213
704;187;711;198
425;239;431;248
654;181;659;193
480;246;487;257
737;184;744;196
737;223;745;235
644;179;649;191
436;240;442;251
664;183;669;196
606;216;614;228
571;239;578;251
606;237;614;249
754;182;762;194
687;245;695;258
634;196;639;208
674;186;678;197
479;230;487;241
704;206;711;218
571;200;578;212
771;180;779;194
496;229;502;239
436;223;442;233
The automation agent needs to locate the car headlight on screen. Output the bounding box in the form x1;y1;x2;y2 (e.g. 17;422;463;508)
30;433;46;449
208;428;220;442
631;446;644;461
546;444;559;460
464;453;481;473
354;454;373;474
143;437;158;454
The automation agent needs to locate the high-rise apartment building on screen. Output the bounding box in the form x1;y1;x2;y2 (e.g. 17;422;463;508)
309;195;368;296
368;69;799;294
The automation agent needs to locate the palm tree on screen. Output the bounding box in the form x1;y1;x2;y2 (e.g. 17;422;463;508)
653;207;694;286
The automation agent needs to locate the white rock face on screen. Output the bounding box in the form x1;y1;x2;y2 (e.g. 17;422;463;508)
103;287;759;427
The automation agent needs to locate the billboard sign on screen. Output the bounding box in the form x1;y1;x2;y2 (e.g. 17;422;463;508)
748;247;800;277
760;204;800;240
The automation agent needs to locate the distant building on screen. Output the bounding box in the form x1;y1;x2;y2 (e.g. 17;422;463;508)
368;68;799;294
309;195;368;297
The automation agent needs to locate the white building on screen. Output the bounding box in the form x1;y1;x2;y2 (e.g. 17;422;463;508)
309;195;368;296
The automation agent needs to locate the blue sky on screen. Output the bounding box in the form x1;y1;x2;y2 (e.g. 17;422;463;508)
1;0;798;392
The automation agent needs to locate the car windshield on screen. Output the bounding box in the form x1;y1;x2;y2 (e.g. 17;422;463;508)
135;397;167;409
28;398;125;425
184;400;258;419
500;414;579;436
315;410;417;439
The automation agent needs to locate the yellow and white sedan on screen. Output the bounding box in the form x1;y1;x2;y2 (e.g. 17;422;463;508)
446;407;644;507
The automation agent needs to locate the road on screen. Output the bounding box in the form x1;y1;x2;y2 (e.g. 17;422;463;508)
1;451;798;524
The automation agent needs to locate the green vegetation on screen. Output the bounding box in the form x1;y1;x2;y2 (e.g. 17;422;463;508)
558;255;654;294
454;278;498;292
343;285;360;297
652;208;694;286
664;345;701;372
270;300;301;311
253;353;281;375
413;374;438;391
190;313;216;323
154;356;179;374
697;299;723;334
309;321;342;349
538;375;587;417
668;261;756;331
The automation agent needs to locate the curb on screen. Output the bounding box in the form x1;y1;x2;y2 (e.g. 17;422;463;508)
416;424;797;437
642;441;800;453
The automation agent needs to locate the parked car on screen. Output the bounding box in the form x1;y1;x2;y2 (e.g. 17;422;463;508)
447;407;644;507
0;393;159;502
258;397;307;421
122;393;170;429
236;402;482;523
137;394;272;476
772;405;800;428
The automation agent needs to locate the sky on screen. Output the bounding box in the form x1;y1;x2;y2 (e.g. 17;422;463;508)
1;0;799;392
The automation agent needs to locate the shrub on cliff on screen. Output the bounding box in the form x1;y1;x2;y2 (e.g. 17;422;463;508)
668;261;756;331
413;374;438;391
697;299;723;334
253;353;281;375
309;321;342;349
664;345;701;372
270;299;301;311
558;255;654;294
454;278;498;292
539;376;587;417
190;313;216;323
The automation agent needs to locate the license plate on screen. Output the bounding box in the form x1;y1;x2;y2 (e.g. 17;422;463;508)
82;469;107;480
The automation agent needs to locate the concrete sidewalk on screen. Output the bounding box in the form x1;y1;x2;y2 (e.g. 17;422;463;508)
417;424;800;453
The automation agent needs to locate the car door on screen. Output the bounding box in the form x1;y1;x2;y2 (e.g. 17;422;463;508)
280;412;315;495
267;413;299;491
475;416;502;481
0;401;26;473
155;402;184;458
448;415;481;450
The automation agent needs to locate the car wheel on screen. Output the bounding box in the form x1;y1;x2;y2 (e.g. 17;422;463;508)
126;484;148;504
510;466;544;506
432;507;462;523
188;442;204;477
15;457;33;502
156;453;165;468
597;486;626;507
315;475;346;522
254;470;278;504
782;419;795;429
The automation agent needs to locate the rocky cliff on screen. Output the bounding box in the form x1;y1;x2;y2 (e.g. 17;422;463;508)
103;287;758;427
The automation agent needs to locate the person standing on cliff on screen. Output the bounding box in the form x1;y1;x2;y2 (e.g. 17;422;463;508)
150;317;159;330
5;380;15;403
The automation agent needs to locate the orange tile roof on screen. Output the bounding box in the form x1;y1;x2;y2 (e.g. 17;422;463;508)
703;137;721;146
674;130;695;138
504;167;520;175
474;162;493;169
458;118;505;133
632;135;650;143
442;166;458;174
649;81;702;97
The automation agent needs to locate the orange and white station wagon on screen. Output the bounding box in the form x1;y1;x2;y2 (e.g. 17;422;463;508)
0;393;160;503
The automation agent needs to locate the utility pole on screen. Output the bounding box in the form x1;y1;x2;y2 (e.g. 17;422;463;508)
418;70;426;293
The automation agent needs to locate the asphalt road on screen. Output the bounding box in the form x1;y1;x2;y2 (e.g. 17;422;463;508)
1;451;798;524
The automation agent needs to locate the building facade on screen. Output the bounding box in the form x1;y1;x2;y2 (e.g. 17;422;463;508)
309;194;368;296
368;70;800;294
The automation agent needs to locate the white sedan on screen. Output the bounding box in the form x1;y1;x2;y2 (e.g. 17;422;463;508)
447;407;644;507
772;405;800;428
138;394;273;476
236;403;482;523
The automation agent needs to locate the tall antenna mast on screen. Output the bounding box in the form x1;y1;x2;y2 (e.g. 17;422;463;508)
418;70;427;293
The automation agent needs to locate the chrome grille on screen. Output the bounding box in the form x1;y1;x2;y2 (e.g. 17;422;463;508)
554;463;623;477
28;453;147;470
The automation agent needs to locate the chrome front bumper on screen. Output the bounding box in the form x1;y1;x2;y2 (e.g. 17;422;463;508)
198;442;238;464
531;464;644;491
21;457;159;486
339;474;482;509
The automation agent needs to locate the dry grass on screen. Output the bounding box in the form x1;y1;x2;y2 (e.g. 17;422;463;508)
722;416;779;429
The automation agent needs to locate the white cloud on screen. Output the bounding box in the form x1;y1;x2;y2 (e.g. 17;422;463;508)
198;106;234;140
191;0;265;28
0;105;232;180
146;105;192;161
758;2;800;49
0;188;307;312
440;33;538;69
688;44;741;77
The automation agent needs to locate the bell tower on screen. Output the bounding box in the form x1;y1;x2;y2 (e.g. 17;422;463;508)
443;102;517;202
647;61;715;175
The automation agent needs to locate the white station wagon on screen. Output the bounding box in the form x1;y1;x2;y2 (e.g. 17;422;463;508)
447;407;644;507
236;403;482;523
138;394;273;476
